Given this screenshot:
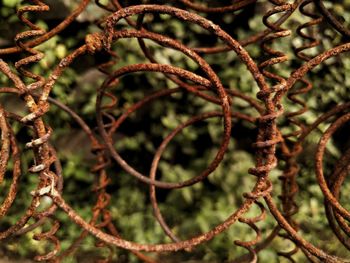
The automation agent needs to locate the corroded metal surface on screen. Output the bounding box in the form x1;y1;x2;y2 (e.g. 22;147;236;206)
0;0;350;262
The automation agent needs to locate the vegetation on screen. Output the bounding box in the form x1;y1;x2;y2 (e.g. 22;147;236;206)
0;0;350;262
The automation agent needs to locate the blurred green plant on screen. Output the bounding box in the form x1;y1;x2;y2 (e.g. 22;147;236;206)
0;0;350;262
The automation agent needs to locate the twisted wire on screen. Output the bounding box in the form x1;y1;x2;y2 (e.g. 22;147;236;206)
12;1;61;260
1;1;350;262
276;2;323;259
254;0;301;260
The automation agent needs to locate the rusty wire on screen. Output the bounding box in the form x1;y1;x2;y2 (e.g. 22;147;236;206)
0;0;350;262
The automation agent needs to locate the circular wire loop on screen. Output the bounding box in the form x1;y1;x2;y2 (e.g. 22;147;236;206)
2;1;350;262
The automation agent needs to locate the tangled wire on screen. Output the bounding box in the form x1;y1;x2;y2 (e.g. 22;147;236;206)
0;0;350;262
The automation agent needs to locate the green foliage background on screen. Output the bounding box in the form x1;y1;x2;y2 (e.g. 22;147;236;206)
0;0;350;262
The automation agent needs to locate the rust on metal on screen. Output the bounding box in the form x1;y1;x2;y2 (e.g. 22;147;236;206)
0;0;350;262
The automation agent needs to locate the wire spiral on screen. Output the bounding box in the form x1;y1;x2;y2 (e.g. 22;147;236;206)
1;0;350;262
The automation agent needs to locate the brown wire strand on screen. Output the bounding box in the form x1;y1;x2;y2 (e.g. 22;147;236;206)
1;1;350;262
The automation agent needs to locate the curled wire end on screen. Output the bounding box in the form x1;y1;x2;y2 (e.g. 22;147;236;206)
33;219;60;262
234;202;266;262
14;0;49;91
